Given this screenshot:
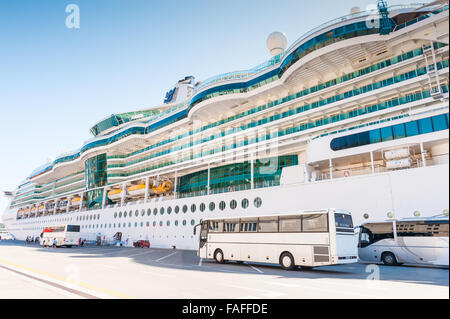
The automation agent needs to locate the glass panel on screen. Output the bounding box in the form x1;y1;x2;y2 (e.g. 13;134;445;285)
393;124;406;139
405;121;419;137
432;114;448;131
369;129;381;143
380;126;393;142
279;216;302;232
418;118;433;134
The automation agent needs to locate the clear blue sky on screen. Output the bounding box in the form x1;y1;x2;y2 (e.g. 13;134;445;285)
0;0;412;219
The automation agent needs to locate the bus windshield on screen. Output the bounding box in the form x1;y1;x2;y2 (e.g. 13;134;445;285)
66;225;80;232
335;213;354;229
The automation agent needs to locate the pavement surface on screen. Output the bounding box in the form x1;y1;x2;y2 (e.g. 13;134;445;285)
0;240;448;299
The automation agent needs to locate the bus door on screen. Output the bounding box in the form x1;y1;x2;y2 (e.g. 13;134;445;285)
200;221;208;252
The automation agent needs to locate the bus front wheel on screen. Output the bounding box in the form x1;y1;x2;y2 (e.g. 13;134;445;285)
214;249;225;264
280;252;296;270
381;252;398;266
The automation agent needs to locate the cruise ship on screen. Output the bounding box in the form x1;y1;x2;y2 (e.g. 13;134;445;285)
2;1;449;249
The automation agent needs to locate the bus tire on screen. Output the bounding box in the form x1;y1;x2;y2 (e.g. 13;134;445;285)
381;252;398;266
280;252;296;270
214;249;225;264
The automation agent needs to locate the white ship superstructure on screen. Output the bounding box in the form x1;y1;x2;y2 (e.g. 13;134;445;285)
2;1;449;249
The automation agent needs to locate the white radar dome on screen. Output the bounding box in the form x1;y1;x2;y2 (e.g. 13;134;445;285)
267;32;288;57
350;7;361;15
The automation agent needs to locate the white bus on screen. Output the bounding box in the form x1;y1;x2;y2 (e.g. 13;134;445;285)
358;217;449;266
40;225;81;248
194;209;358;270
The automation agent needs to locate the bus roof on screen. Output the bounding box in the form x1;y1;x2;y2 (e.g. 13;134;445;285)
199;208;349;222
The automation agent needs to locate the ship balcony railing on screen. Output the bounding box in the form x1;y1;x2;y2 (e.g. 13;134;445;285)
314;153;449;182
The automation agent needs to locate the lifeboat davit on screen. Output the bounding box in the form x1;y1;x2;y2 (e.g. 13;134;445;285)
152;181;173;195
108;189;123;201
127;184;146;197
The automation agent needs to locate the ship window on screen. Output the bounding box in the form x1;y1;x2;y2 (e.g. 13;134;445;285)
167;221;170;226
209;202;215;211
141;209;145;216
393;124;406;139
191;204;196;213
191;219;195;226
119;212;122;218
97;214;100;220
380;126;393;142
146;222;149;227
369;129;381;144
405;121;419;136
254;197;262;208
200;203;206;212
418;118;433;134
175;206;180;214
135;210;139;217
114;212;117;218
241;198;249;209
182;205;188;213
160;207;165;215
147;209;151;216
129;211;132;218
167;207;172;215
219;201;226;211
128;222;131;227
134;222;137;227
140;222;143;227
160;221;163;227
183;220;187;226
175;220;179;226
124;211;127;218
230;200;237;210
432;114;448;131
153;208;158;215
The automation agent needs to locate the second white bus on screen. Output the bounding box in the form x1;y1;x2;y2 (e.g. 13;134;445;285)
194;209;358;270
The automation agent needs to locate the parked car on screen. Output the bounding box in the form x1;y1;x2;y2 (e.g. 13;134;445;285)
133;240;150;248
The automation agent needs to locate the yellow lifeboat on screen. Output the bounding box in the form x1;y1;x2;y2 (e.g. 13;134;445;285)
152;181;173;195
24;207;30;213
70;196;81;205
18;208;24;215
127;184;146;197
38;204;45;212
107;189;122;201
31;206;37;212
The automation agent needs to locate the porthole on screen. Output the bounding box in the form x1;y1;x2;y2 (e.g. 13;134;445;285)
97;214;100;219
128;222;131;227
146;221;150;227
153;208;158;216
167;221;170;226
159;221;163;227
135;210;139;217
114;212;117;218
114;223;116;228
153;221;156;227
191;204;196;213
191;219;195;226
140;222;143;227
242;198;249;209
160;207;165;215
182;205;188;213
254;197;262;208
209;202;215;211
119;212;122;218
129;211;133;218
175;220;179;226
134;222;138;227
124;211;127;218
141;209;145;217
167;207;172;215
363;213;369;219
123;223;126;227
147;209;151;216
175;206;180;214
230;200;237;210
118;223;121;228
219;201;226;211
200;203;205;212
